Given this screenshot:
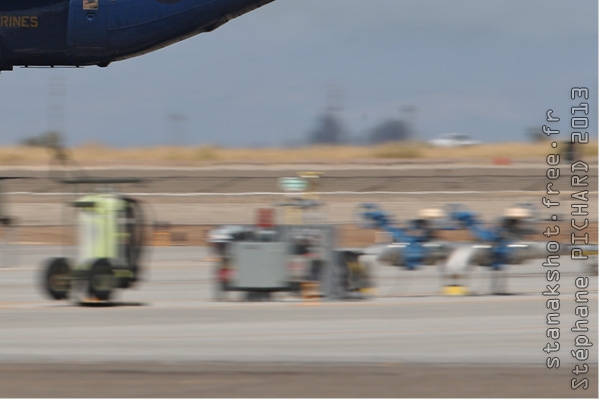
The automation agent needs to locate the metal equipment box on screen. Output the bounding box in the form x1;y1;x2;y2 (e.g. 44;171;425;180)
231;242;290;290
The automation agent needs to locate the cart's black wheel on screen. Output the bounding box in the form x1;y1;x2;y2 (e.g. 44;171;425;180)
42;257;71;300
289;280;301;294
88;258;114;301
118;277;131;289
245;291;272;301
341;251;369;293
261;292;272;301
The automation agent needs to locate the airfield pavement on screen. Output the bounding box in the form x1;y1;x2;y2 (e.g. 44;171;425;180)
0;162;598;397
0;246;598;397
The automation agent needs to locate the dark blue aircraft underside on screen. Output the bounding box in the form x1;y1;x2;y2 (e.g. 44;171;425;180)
0;0;275;70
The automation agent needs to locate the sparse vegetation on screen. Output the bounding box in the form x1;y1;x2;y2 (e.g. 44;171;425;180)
0;141;595;166
0;152;25;164
580;142;598;157
193;146;221;162
370;142;422;159
20;131;64;148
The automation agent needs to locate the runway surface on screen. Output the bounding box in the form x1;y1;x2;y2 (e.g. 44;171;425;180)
0;245;597;397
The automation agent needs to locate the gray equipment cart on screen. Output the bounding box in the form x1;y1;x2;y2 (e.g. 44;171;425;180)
209;199;368;301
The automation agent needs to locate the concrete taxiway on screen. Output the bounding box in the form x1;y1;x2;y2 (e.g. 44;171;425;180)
1;246;596;363
0;245;598;396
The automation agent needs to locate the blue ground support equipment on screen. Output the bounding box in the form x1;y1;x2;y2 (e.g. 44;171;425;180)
356;203;450;270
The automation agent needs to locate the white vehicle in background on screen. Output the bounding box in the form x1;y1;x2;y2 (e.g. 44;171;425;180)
429;133;481;147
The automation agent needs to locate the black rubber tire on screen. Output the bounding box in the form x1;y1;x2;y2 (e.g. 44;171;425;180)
118;277;131;289
42;257;71;300
244;291;272;301
88;258;114;301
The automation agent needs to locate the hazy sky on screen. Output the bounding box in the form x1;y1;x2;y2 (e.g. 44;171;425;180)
0;0;597;147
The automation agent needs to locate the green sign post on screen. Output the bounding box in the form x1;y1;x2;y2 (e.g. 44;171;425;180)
278;177;308;192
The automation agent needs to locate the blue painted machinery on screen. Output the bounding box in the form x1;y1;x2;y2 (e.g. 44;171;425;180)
356;203;451;271
356;202;564;296
443;203;537;271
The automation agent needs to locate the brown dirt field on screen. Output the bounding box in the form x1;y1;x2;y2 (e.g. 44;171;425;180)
0;141;596;166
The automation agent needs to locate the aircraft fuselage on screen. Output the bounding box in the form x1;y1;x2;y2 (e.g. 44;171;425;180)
0;0;275;70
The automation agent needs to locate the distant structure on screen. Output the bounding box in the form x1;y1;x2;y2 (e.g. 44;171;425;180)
363;104;417;144
308;82;347;145
308;112;346;145
368;119;410;144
